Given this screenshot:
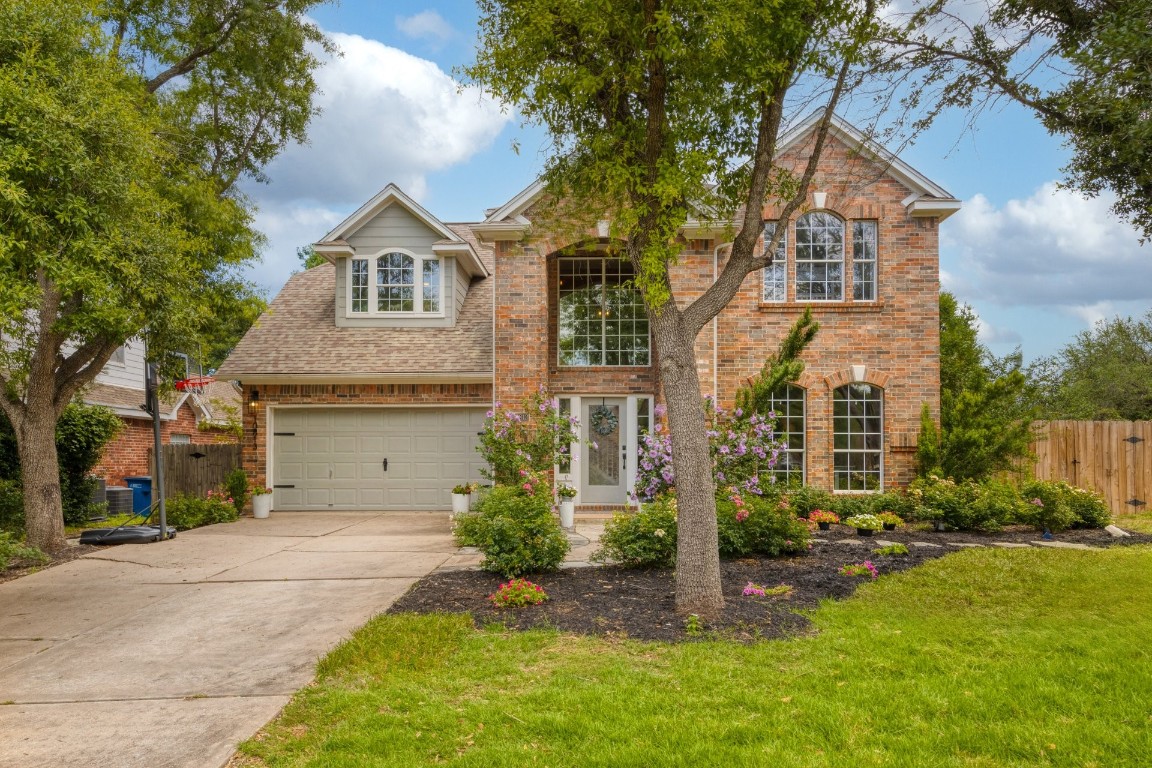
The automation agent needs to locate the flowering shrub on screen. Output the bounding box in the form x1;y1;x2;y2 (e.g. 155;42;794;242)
453;485;569;577
479;388;580;485
164;490;239;530
742;582;792;597
489;578;548;607
1020;480;1108;532
632;401;786;501
592;494;679;568
808;510;839;525
839;561;879;579
716;492;811;558
877;511;904;528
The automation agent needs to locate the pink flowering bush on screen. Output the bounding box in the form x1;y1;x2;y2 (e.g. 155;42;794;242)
478;388;580;485
633;401;786;502
489;578;548;608
839;561;879;579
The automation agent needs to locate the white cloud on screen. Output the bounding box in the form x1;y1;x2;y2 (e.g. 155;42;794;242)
975;317;1022;346
256;30;511;209
249;203;346;289
396;11;456;45
942;182;1152;308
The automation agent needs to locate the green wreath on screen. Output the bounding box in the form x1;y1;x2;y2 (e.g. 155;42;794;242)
590;405;619;436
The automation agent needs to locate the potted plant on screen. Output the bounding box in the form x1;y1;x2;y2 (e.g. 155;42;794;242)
844;514;883;537
451;483;476;516
250;486;273;519
877;511;903;531
809;509;839;531
556;484;577;528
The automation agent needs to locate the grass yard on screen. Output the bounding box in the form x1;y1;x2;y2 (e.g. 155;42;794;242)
236;546;1152;767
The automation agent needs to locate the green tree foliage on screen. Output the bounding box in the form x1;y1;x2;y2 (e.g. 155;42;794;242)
297;245;327;272
918;293;1036;481
0;0;327;550
467;0;879;619
1031;310;1152;420
734;307;819;415
892;0;1152;239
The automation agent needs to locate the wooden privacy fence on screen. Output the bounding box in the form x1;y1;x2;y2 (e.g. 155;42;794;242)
1030;420;1151;517
150;443;242;499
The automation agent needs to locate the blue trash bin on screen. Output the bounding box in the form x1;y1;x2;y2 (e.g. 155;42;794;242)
123;476;153;516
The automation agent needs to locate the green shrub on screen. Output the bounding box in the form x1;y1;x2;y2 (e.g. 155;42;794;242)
460;485;569;577
0;531;46;569
0;478;23;535
866;490;918;519
55;403;123;525
164;490;239;530
592;495;678;568
784;485;833;518
718;493;810;558
829;494;873;519
223;468;249;517
906;476;1003;531
1020;480;1109;532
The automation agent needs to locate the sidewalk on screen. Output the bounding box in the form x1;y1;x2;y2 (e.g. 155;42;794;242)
0;512;459;768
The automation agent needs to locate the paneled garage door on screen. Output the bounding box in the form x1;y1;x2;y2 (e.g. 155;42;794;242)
272;407;488;511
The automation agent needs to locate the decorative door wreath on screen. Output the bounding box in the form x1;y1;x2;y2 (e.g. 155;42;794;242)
589;405;619;436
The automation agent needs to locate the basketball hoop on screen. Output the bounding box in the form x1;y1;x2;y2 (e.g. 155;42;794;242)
174;375;216;393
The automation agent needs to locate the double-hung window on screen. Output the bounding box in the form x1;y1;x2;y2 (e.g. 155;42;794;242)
833;383;883;491
795;212;844;301
762;221;788;302
350;250;442;315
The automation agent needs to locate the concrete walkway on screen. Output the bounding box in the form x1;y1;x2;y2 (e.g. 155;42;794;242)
0;512;460;768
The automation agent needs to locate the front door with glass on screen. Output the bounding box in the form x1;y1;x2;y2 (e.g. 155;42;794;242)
581;398;628;503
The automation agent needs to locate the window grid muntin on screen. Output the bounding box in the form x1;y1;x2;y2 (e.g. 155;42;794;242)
377;252;415;312
853;220;877;301
795;212;844;301
558;257;650;367
762;221;787;302
351;260;369;313
833;383;883;491
422;259;440;312
767;384;805;485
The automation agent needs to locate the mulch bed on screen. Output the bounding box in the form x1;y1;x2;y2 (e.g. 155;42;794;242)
389;525;1152;643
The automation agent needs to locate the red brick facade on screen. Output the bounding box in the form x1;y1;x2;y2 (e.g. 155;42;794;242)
94;401;238;487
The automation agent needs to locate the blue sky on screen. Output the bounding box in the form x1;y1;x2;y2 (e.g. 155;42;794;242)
240;0;1151;363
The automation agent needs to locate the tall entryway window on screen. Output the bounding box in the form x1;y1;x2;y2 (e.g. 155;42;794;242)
833;383;883;491
555;395;654;505
557;257;650;366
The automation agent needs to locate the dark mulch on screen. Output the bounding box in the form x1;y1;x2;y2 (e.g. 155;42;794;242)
0;541;103;585
390;525;1152;643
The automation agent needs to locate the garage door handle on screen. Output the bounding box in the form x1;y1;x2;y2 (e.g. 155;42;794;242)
382;458;388;471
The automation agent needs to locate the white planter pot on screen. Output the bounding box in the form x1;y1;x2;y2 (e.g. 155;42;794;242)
559;500;575;529
252;494;272;519
451;493;471;515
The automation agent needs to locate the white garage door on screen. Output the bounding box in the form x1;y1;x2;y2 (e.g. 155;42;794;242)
271;407;488;511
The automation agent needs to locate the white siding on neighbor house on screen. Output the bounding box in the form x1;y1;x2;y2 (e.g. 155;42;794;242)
93;338;146;391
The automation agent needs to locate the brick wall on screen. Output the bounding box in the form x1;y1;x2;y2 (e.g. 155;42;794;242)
494;132;941;491
240;382;493;491
94;401;238;487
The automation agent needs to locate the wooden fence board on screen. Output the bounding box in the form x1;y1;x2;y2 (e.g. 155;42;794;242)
149;444;241;499
1029;421;1151;517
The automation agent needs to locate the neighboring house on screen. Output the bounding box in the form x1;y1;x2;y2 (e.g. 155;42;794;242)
218;113;959;512
86;339;240;486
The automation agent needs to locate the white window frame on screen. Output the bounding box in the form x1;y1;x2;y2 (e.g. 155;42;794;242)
795;211;845;302
833;383;884;492
556;256;650;367
852;220;878;301
348;248;444;317
762;221;787;303
767;384;805;485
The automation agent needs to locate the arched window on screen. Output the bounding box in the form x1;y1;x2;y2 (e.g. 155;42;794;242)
795;212;844;301
377;252;415;312
833;383;883;491
767;384;805;484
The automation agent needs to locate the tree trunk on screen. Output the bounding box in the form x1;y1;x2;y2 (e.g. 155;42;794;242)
16;401;66;552
652;304;724;620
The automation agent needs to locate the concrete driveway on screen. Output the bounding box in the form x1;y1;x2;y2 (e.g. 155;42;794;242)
0;512;457;768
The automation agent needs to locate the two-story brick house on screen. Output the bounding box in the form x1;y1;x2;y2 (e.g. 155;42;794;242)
218;113;958;512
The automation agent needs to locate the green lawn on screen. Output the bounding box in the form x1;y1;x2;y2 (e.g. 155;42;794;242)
238;546;1152;767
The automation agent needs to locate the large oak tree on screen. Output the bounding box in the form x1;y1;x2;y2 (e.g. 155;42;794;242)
467;0;878;618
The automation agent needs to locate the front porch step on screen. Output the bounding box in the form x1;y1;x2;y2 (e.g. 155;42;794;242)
574;505;632;522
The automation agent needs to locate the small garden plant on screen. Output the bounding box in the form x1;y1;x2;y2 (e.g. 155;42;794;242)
0;531;47;569
839;561;879;579
843;514;883;532
808;509;839;525
877;511;903;528
164;489;240;530
742;582;792;597
488;578;548;608
873;543;910;556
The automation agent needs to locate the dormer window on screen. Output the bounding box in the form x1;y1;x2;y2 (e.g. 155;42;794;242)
350;250;442;315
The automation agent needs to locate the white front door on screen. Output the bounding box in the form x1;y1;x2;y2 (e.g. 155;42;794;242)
581;398;629;503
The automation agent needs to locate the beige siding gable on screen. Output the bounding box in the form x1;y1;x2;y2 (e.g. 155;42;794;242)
346;202;440;253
